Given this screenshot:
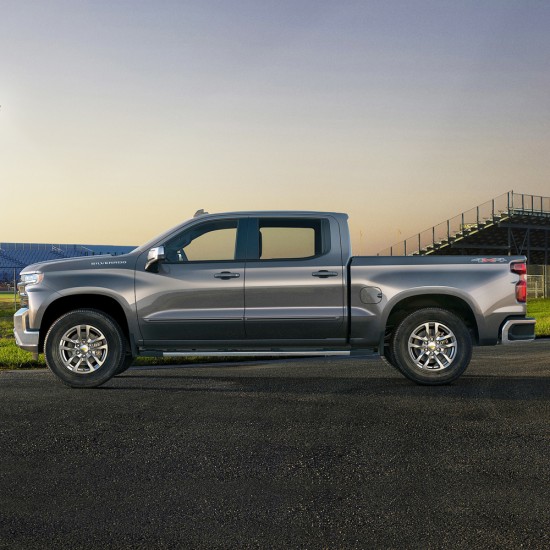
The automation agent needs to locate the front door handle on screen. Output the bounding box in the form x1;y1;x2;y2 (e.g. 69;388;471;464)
214;271;241;280
312;270;338;278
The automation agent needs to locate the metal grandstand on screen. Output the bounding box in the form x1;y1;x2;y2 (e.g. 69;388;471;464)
378;190;550;298
379;191;549;261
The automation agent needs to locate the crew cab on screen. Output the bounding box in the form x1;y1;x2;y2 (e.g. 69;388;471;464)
14;211;536;388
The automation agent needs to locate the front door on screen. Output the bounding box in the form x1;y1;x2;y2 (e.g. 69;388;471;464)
136;218;246;346
244;216;346;343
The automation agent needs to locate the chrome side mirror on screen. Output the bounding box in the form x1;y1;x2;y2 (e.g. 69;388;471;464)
145;246;165;272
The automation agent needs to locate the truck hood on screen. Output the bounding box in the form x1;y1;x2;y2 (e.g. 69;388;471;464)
21;253;137;274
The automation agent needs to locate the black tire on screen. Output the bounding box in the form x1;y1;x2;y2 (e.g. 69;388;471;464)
44;309;126;388
391;308;472;385
380;335;401;372
114;354;134;376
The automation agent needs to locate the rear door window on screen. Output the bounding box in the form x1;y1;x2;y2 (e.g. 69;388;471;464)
251;219;330;260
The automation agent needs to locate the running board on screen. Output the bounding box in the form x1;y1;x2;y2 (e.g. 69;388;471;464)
161;350;352;358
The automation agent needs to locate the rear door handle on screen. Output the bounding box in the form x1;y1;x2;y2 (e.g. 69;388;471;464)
214;271;241;280
312;270;338;278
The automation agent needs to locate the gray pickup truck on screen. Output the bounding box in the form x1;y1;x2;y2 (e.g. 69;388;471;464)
14;211;535;388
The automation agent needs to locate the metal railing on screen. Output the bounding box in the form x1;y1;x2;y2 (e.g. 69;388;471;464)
378;191;550;257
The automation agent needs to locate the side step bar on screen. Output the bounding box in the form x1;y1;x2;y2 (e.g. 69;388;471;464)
161;350;352;358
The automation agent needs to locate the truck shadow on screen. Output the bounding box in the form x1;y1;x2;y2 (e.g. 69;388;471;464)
101;371;550;400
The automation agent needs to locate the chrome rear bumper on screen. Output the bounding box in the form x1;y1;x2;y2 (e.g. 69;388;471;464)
500;318;536;344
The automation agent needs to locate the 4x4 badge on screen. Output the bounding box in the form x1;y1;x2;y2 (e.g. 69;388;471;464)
471;258;507;263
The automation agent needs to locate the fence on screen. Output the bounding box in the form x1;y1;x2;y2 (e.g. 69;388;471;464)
0;267;20;310
528;265;549;299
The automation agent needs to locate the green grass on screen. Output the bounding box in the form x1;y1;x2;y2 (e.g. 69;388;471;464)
527;298;550;337
0;294;44;368
1;293;549;369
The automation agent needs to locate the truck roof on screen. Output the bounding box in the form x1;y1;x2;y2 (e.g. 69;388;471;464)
194;210;349;219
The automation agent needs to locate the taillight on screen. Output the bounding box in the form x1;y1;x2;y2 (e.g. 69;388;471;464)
511;262;527;302
511;262;526;275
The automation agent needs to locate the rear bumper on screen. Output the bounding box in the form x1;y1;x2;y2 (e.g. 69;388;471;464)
13;308;40;353
500;317;536;344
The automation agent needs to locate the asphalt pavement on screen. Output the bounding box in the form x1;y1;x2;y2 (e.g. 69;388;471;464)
1;341;549;549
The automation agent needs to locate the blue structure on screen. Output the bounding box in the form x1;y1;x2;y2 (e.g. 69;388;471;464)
0;242;135;286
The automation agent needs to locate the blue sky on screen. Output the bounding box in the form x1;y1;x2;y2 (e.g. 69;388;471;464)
1;1;549;252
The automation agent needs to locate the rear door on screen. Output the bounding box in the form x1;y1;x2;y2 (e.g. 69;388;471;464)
244;216;346;342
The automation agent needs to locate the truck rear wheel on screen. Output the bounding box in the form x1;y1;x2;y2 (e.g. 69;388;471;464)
381;335;401;372
44;309;125;388
391;308;472;385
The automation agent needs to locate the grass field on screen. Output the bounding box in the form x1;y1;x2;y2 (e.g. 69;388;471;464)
1;292;549;369
0;293;43;369
526;298;550;338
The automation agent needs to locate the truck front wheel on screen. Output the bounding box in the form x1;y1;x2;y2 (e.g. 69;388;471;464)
391;308;472;385
114;354;135;376
44;309;126;388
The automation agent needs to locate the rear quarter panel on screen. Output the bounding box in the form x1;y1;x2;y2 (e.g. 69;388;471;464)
349;256;526;347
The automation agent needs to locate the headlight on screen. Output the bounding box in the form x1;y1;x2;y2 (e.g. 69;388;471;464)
21;272;44;286
18;272;44;308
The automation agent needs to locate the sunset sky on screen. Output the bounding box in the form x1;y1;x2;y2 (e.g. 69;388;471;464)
1;1;549;254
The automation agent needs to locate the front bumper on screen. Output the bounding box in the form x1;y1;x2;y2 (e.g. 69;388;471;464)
13;308;40;353
500;317;536;344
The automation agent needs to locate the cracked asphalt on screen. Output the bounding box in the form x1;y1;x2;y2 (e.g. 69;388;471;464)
1;341;549;549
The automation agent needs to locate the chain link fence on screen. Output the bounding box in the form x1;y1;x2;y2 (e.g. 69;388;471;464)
0;267;20;310
527;265;549;299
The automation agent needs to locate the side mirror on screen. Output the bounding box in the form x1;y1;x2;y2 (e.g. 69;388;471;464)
145;246;165;272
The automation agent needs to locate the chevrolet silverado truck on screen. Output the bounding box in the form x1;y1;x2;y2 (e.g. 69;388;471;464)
14;211;536;388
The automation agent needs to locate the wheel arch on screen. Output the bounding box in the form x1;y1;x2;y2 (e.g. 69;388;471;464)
383;293;479;345
39;294;134;354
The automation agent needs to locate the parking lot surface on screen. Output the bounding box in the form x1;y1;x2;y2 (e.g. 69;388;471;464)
1;341;549;549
